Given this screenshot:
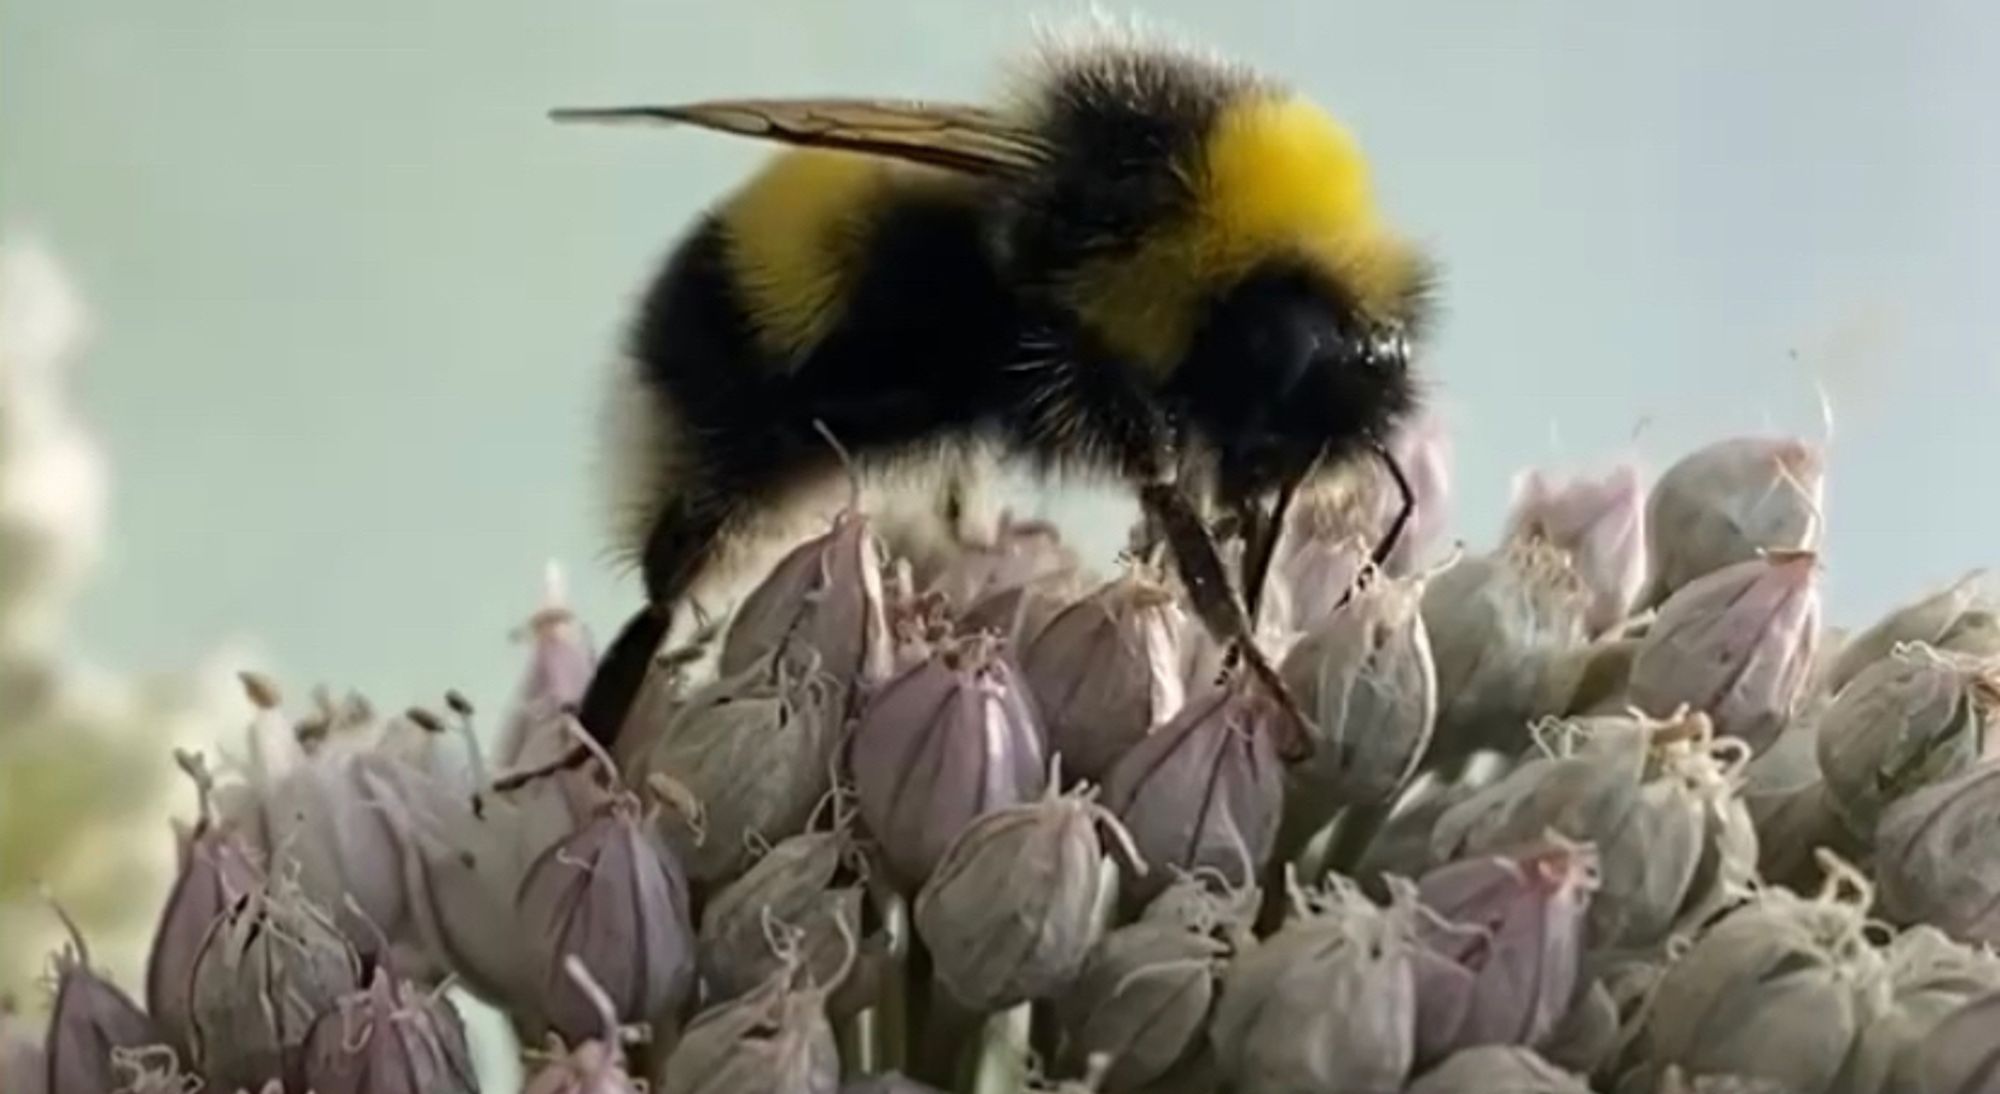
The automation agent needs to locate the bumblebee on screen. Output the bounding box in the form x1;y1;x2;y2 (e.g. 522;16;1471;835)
559;30;1438;750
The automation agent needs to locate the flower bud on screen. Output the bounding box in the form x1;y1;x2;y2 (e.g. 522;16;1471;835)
1817;643;2000;839
720;511;894;700
1628;553;1821;753
523;1042;644;1094
654;957;842;1094
1022;566;1189;782
914;784;1125;1011
1266;526;1368;637
187;874;363;1093
1540;977;1621;1077
1279;571;1436;832
927;512;1078;615
1405;1046;1592;1094
1101;671;1284;906
1411;838;1599;1064
1627;875;1883;1094
498;564;599;769
1829;925;2000;1094
1432;711;1752;951
1876;759;2000;942
1913;987;2000;1094
518;796;696;1045
1641;435;1823;606
631;652;839;884
698;830;866;1010
1209;879;1417;1094
362;697;600;1009
148;755;263;1061
1505;464;1647;635
1829;570;2000;694
301;970;478;1094
852;634;1047;891
219;677;423;967
1422;539;1593;766
44;909;157;1094
1057;918;1230;1091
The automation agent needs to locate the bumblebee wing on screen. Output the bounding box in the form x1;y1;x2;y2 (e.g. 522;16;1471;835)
549;97;1051;177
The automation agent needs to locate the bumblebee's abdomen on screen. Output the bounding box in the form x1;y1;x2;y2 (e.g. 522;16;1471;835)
624;159;1017;506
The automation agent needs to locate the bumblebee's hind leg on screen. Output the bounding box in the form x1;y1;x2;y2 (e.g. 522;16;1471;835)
575;492;740;748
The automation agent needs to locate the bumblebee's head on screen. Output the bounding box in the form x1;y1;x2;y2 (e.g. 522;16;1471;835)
997;41;1435;494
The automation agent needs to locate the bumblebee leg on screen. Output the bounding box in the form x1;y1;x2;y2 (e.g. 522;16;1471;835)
1368;442;1416;570
574;493;739;748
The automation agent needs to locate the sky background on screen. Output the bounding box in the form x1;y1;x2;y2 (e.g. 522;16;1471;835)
4;0;1998;723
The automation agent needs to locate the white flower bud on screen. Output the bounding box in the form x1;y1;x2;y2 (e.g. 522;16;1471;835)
1641;435;1823;606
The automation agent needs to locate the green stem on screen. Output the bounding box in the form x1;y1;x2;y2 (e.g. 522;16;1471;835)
962;1004;1032;1094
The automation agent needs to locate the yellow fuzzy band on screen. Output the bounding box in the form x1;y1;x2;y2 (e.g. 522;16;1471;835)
1068;94;1420;373
718;148;890;361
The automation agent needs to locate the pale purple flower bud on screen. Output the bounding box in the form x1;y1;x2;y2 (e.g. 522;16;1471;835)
1404;1046;1592;1094
523;1042;644;1094
1266;528;1368;637
1101;671;1284;905
1540;977;1620;1077
1022;565;1188;781
520;961;646;1094
147;755;263;1062
1422;539;1593;765
1411;839;1599;1064
1876;759;2000;942
1913;987;2000;1094
0;1000;44;1094
927;512;1078;614
1631;879;1881;1094
218;677;418;966
631;652;839;884
1829;569;2000;694
1432;711;1752;950
364;704;600;1009
301;970;478;1094
1505;463;1647;635
186;874;363;1093
655;958;841;1094
499;563;599;768
1056;918;1230;1091
517;796;696;1044
1642;435;1823;606
1817;643;2000;839
851;634;1046;890
1628;552;1822;753
720;511;894;698
1830;925;2000;1094
698;830;868;1010
1279;571;1436;830
43;909;157;1094
1209;879;1418;1094
913;785;1126;1011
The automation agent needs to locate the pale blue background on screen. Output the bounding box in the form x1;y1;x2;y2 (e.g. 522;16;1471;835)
4;0;1995;716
